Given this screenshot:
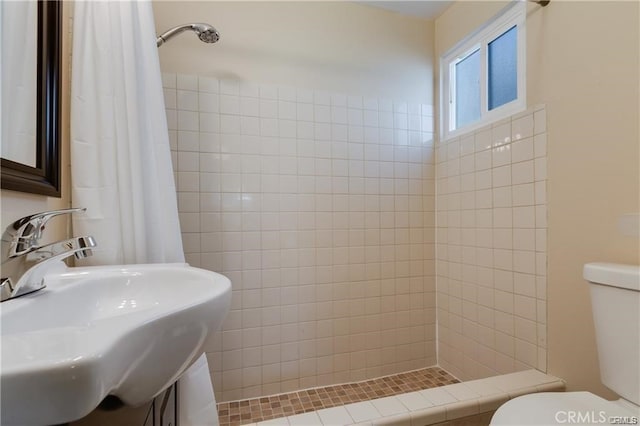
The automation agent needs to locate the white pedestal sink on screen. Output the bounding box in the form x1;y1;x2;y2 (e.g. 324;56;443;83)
0;262;231;426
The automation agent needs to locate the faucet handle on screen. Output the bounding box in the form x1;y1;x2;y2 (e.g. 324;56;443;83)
2;208;87;257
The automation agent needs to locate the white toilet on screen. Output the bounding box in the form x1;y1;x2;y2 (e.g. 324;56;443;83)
491;263;640;425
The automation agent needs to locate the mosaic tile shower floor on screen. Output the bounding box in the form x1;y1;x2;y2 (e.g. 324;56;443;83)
217;367;458;425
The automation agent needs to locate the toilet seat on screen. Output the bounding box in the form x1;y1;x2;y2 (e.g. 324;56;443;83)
490;391;640;425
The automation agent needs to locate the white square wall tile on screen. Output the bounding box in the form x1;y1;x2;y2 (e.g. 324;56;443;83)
199;93;219;113
296;88;314;103
220;79;240;95
220;95;240;115
163;89;177;109
515;339;537;366
512;183;535;207
362;97;378;110
492;122;511;147
316;406;354;425
178;131;199;152
348;109;364;126
260;99;279;118
492;165;511;188
297;103;314;122
514;295;536;321
512;161;534;184
460;135;475;156
177;90;198;111
410;406;447;425
220;115;240;134
378;98;393;111
493;146;511;167
396;391;434;411
371;396;409;417
475;150;492;171
475;128;492;152
331;93;347;107
177;152;199;172
536;205;547;229
534;134;547;158
475;170;492;190
287;411;322;426
200;132;220;153
511;138;534;163
486;369;559;392
257;418;289;426
332;106;348;124
462;379;503;396
239;82;259;98
511;114;534;141
534;110;546;134
162;72;176;89
279;86;296;101
348;95;363;109
241;117;260;136
444;400;479;420
279;101;297;120
535;157;547;181
177;172;199;192
393;101;408;113
345;401;382;422
535;229;547;252
177;74;198;90
513;206;535;228
200;117;222;137
372;414;411;426
419;387;457;406
513;250;536;274
493;186;512;208
199;76;219;93
178;111;198;131
514;229;535;251
314;90;331;105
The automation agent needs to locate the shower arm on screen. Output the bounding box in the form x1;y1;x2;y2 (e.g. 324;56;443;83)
156;25;192;47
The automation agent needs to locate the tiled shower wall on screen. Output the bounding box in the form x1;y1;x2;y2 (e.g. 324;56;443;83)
435;106;548;380
161;73;437;401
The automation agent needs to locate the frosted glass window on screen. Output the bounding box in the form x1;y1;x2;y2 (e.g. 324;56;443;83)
441;2;525;137
488;26;518;110
455;49;481;129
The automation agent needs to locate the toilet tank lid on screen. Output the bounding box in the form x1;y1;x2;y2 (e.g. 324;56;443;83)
584;262;640;291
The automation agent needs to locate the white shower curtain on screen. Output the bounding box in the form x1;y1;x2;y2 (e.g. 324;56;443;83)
71;0;182;264
71;2;218;425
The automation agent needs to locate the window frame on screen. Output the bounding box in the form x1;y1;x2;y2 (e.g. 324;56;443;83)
441;2;526;140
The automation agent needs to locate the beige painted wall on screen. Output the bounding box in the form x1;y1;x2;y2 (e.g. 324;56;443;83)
154;1;434;104
436;1;639;397
1;4;72;242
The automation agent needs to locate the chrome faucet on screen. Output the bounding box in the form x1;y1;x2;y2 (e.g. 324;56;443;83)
0;208;97;302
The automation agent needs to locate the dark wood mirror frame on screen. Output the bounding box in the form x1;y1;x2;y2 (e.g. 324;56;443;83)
1;1;61;197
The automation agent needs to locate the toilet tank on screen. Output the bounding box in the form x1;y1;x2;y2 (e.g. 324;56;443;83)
584;262;640;405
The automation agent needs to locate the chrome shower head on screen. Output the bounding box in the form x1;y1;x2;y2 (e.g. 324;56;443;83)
193;23;220;43
156;23;220;47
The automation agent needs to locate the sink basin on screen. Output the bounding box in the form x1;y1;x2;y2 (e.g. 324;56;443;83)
0;262;231;426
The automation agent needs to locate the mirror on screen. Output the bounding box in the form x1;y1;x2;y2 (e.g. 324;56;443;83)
1;0;61;197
